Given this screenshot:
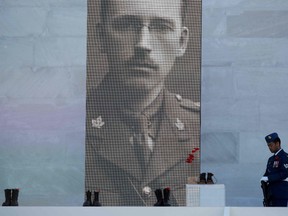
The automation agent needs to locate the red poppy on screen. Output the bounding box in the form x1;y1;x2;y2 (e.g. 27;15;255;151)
186;148;200;164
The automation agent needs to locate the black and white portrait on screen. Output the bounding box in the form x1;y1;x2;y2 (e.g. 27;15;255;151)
85;0;201;206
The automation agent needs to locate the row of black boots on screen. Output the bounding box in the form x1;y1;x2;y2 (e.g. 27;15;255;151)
83;190;102;206
2;189;19;206
199;172;215;184
83;188;171;206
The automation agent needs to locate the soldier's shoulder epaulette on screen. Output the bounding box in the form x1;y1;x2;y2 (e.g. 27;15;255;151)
174;94;200;111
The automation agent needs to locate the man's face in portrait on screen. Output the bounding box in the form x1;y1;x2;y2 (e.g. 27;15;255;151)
100;0;189;93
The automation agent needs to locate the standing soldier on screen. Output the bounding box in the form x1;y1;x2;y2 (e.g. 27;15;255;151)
261;132;288;207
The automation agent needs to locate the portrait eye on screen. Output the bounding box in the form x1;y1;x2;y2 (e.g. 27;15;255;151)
150;19;174;33
112;17;141;31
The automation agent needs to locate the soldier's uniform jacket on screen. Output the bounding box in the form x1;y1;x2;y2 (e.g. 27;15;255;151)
85;79;200;206
264;149;288;200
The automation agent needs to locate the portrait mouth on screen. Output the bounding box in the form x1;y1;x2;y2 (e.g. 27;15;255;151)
125;60;158;75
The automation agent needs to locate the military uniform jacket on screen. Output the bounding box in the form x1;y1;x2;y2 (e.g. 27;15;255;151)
264;149;288;200
85;81;200;206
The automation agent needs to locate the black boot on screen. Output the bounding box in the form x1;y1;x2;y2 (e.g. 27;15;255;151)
207;172;215;184
153;189;163;206
92;191;101;206
199;173;206;184
83;190;92;206
11;189;19;206
163;188;171;206
2;189;12;206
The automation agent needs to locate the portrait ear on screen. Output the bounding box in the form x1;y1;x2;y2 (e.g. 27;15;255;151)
176;27;189;57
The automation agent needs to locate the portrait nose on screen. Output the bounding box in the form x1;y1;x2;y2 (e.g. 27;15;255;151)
135;26;152;53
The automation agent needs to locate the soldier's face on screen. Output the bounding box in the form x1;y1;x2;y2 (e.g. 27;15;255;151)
100;0;189;93
267;141;280;153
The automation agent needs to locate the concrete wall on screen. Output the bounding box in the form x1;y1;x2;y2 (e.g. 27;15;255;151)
201;0;288;206
0;0;86;205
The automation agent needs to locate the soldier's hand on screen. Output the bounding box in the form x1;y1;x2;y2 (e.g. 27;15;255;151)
260;176;268;182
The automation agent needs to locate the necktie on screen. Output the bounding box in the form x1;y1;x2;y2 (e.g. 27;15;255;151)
133;115;151;168
134;133;151;166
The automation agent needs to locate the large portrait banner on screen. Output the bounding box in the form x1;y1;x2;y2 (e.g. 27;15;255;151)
85;0;202;206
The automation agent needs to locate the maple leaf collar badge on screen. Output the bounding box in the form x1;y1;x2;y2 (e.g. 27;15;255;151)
92;116;105;128
175;118;185;131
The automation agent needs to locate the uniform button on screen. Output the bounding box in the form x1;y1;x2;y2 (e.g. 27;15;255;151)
175;94;182;101
142;186;152;197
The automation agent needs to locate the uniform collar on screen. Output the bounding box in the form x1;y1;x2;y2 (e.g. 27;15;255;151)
118;90;164;131
275;148;282;156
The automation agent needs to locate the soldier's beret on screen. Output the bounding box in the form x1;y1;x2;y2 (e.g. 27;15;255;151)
265;132;279;143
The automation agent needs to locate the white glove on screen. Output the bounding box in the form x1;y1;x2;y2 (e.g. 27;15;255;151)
260;176;268;182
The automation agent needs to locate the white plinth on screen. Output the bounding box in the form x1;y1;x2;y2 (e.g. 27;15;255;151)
186;184;225;207
1;207;288;216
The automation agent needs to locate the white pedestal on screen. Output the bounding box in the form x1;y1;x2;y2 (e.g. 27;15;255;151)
186;184;225;207
1;207;288;216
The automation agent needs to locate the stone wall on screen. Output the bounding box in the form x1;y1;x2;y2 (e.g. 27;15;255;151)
0;0;87;205
201;0;288;206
